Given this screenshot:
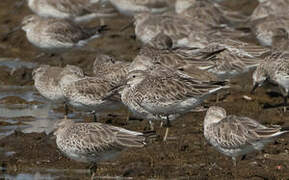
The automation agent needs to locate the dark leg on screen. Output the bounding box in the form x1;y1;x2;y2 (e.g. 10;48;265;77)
91;111;97;122
59;56;65;67
89;163;97;180
1;161;7;173
64;103;68;119
120;19;134;32
241;155;246;160
166;116;171;127
2;26;21;41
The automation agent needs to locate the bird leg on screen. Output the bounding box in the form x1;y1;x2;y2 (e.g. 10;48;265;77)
216;93;220;103
160;121;163;128
232;157;237;167
163;128;169;142
241;155;246;160
120;19;134;32
163;116;171;141
125;109;130;122
283;96;288;112
279;87;288;112
91;111;98;122
89;163;98;180
149;120;154;131
1;26;21;41
231;157;238;178
35;52;47;59
100;19;105;27
59;55;66;67
64;103;68;119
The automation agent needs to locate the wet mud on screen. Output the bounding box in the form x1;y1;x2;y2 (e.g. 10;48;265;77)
1;0;289;179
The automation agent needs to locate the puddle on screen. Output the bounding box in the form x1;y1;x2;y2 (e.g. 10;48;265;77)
0;57;37;70
0;86;44;103
0;148;16;157
0;125;22;139
0;169;135;180
0;104;55;118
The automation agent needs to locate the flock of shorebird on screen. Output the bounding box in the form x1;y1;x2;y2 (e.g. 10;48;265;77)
10;0;289;177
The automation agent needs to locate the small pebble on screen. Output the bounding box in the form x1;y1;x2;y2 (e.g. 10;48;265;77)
243;95;252;101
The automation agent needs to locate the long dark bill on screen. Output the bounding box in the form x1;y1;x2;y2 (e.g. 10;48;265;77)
250;83;259;94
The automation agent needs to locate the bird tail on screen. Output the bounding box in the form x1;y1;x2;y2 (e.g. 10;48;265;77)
97;25;110;34
142;130;158;138
115;130;157;148
78;25;109;46
211;79;230;86
142;130;159;144
281;126;289;132
86;25;109;40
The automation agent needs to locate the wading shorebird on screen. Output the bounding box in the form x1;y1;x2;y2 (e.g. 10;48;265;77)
93;54;130;85
59;72;125;121
252;51;289;112
250;0;289;22
32;64;84;117
26;0;117;24
108;0;173;16
21;15;108;61
204;106;289;166
121;65;229;141
54;118;155;178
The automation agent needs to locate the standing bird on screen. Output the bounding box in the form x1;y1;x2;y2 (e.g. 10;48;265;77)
32;64;84;117
174;0;248;26
251;15;289;47
186;41;269;80
59;72;124;121
21;15;108;60
121;65;229;141
271;28;289;51
108;0;172;16
54;118;153;178
93;54;130;85
134;12;251;49
252;52;289;112
204;106;289;166
133;12;209;46
250;0;289;22
26;0;116;24
131;33;268;81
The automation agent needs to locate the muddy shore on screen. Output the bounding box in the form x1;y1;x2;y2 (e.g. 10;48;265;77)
1;0;289;179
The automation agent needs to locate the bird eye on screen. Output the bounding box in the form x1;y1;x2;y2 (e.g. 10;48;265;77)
132;75;136;78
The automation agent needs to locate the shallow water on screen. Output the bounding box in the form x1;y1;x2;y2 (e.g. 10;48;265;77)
1;0;289;179
0;86;38;102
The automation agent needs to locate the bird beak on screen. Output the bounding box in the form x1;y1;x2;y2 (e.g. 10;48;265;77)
250;83;259;94
112;80;128;94
119;19;134;32
2;26;21;41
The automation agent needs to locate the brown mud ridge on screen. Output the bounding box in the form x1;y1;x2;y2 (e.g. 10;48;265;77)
1;0;289;179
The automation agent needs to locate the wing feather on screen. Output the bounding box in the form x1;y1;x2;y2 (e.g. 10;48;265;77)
210;115;281;149
48;0;93;16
